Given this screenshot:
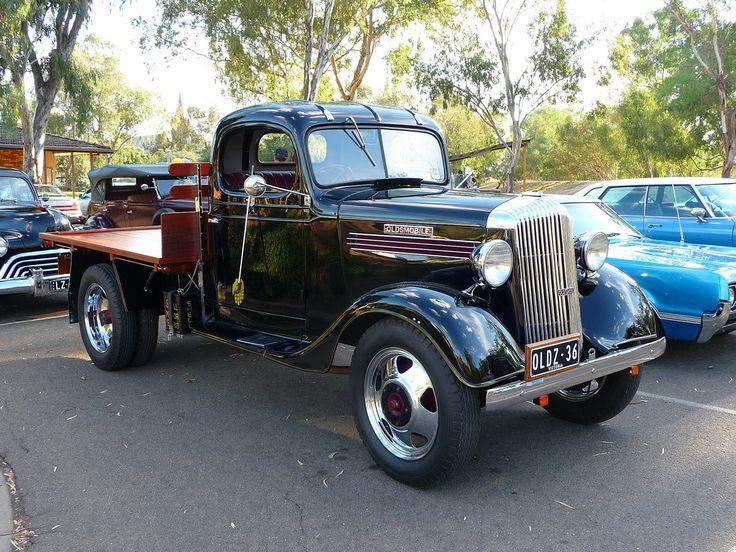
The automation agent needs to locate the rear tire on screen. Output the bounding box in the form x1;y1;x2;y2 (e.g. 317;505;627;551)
350;319;480;487
544;369;640;424
78;264;138;371
129;308;159;367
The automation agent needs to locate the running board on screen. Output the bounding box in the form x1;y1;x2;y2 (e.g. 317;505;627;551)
192;323;305;356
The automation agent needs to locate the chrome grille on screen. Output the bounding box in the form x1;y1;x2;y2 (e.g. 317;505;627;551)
0;249;65;280
488;196;582;344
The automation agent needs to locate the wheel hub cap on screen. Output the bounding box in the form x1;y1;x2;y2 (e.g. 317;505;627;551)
83;283;113;354
364;348;438;461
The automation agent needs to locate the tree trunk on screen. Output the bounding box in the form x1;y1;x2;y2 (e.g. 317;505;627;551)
505;121;522;193
722;112;736;177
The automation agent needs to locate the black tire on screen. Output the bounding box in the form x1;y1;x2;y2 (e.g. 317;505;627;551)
350;319;480;487
152;208;174;225
77;264;138;371
128;308;159;367
544;369;640;425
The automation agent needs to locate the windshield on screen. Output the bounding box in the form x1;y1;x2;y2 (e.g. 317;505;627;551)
36;184;65;197
563;201;642;238
154;176;193;197
696;183;736;217
307;128;446;187
0;176;36;205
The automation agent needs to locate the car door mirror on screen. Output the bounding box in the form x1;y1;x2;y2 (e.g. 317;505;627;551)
41;193;49;202
244;175;267;197
690;207;707;222
140;184;150;192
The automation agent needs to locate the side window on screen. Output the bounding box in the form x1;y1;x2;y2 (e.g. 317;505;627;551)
600;186;646;216
257;132;295;164
647;185;704;217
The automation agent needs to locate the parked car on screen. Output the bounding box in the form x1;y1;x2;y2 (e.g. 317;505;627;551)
77;188;91;217
36;183;84;224
577;177;736;247
86;164;196;228
556;195;736;342
0;168;71;296
42;102;665;486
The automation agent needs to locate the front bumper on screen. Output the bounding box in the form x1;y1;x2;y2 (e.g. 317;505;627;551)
0;270;69;297
697;300;731;343
484;336;666;409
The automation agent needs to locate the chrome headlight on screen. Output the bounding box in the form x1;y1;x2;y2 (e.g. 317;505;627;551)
576;231;609;272
728;285;736;310
471;239;513;287
0;237;7;258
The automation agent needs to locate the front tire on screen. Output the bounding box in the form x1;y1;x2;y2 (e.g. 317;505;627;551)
350;319;480;487
544;368;640;424
78;264;138;371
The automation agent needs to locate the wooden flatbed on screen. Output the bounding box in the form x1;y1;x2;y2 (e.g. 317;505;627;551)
40;212;200;272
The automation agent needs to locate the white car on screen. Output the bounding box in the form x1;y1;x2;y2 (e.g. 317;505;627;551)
36;184;84;223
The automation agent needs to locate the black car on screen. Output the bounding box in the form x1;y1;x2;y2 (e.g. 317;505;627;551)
0;168;71;296
44;102;666;486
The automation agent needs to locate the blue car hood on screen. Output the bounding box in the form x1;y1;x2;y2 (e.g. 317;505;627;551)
609;236;736;283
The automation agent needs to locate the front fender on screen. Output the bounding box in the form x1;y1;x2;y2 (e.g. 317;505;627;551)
334;283;523;388
579;264;659;354
86;213;115;229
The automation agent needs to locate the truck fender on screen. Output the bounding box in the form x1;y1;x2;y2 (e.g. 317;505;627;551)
86;213;115;229
325;283;524;388
579;264;660;354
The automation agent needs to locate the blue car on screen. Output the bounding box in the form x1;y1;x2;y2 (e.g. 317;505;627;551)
557;196;736;343
577;177;736;247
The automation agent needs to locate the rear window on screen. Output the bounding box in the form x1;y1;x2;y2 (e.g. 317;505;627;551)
257;132;295;164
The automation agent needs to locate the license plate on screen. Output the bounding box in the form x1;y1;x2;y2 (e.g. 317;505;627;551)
48;279;69;292
525;334;581;380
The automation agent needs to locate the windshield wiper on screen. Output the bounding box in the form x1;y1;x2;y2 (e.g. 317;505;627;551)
344;117;377;167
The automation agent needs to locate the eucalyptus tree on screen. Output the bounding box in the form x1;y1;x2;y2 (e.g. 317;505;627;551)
0;0;91;181
147;0;440;103
405;0;584;191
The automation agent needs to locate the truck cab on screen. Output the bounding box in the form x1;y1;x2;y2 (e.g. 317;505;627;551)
43;102;666;486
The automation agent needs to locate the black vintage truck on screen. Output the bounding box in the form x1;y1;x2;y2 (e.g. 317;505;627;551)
42;102;666;486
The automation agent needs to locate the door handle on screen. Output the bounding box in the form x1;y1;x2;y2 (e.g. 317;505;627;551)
126;210;133;214
647;224;662;228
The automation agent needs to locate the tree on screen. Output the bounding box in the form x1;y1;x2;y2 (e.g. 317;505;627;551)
666;1;736;177
407;0;585;191
613;3;736;176
0;0;91;182
48;37;154;152
329;0;448;101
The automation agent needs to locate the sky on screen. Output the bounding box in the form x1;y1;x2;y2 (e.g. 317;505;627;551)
84;0;668;130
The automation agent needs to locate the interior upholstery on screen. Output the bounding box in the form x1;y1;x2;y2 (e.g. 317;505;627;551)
223;171;296;191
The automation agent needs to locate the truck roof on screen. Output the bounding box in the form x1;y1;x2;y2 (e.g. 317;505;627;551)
214;100;442;136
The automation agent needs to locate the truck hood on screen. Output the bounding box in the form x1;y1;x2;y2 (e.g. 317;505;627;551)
609;236;736;283
338;188;514;229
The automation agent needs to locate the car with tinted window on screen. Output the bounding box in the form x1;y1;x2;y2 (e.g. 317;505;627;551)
577;177;736;247
36;183;84;223
0;168;71;296
86;164;200;228
556;195;736;342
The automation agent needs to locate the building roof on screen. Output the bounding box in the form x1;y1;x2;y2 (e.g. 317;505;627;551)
0;127;114;154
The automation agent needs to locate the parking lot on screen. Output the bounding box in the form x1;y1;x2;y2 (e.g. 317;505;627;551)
0;296;735;552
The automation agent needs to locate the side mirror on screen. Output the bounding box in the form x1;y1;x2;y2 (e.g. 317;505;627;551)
140;184;150;192
41;193;50;202
691;207;707;222
244;175;267;197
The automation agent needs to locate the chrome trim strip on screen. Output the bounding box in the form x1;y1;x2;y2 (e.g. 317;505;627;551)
348;232;481;245
657;311;701;324
0;248;66;279
484;337;666;409
349;247;470;260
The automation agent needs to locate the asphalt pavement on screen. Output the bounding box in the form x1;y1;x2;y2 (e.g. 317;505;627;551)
0;295;735;551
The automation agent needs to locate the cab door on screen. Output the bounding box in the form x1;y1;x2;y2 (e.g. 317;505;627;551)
599;185;646;233
207;128;307;339
126;178;158;226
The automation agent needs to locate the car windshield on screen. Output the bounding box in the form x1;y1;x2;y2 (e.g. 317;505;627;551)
154;176;193;197
36;184;65;197
563;201;642;238
695;183;736;217
0;176;36;205
307;128;446;187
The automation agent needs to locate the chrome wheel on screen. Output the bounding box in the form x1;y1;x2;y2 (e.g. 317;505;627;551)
556;376;606;402
83;283;113;353
363;348;438;461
